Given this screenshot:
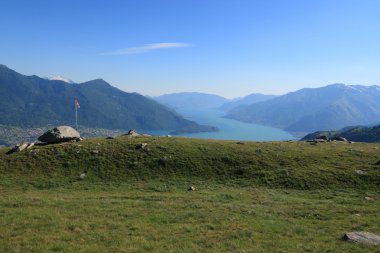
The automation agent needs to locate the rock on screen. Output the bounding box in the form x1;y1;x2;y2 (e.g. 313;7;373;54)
188;186;196;191
29;149;40;155
26;142;35;149
15;143;28;152
355;169;367;175
125;129;139;137
343;231;380;245
6;143;29;154
38;126;80;144
306;139;326;143
78;171;87;180
364;196;374;201
136;143;148;150
331;136;348;142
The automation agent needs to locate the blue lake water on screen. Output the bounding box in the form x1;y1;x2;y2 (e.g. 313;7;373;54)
145;108;296;141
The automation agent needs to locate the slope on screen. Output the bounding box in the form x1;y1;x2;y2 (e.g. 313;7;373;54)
226;84;380;133
0;65;198;131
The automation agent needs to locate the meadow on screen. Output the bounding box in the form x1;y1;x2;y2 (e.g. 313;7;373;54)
1;136;379;252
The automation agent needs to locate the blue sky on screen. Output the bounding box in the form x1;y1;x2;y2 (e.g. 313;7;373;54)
1;0;380;98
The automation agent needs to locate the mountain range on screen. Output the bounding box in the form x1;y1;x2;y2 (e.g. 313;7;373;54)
225;84;380;133
219;93;278;111
154;92;276;111
154;92;230;109
0;64;203;131
3;64;380;137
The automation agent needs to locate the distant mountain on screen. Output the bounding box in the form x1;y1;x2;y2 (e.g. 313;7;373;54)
220;93;277;111
154;92;230;109
301;124;380;143
0;64;202;131
226;84;380;133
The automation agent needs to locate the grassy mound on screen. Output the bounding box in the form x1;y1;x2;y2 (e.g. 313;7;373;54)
1;137;380;252
1;136;379;189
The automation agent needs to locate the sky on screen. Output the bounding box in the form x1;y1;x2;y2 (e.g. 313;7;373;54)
1;0;380;98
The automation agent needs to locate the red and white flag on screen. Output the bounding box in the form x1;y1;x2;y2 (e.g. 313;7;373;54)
75;99;80;109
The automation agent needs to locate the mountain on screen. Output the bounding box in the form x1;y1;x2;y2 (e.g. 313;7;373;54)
0;64;202;131
225;84;380;133
219;93;277;111
154;92;230;109
301;124;380;143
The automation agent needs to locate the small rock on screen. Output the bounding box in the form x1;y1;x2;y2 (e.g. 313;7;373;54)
343;231;380;245
354;213;361;217
125;129;139;137
188;186;196;191
26;142;35;149
136;143;148;150
355;169;367;175
78;171;87;180
364;196;374;201
29;149;40;155
6;143;29;154
331;136;348;142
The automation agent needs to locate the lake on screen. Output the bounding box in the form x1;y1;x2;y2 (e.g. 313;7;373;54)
146;108;296;141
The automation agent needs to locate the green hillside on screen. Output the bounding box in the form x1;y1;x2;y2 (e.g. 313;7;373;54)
1;136;379;189
1;137;380;252
302;125;380;143
0;65;200;131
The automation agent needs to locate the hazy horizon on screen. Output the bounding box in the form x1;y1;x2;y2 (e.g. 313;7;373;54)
2;0;380;98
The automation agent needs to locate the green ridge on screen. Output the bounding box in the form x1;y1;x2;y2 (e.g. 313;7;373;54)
1;136;379;190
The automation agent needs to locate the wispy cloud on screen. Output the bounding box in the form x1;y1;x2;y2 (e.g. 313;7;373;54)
101;42;190;56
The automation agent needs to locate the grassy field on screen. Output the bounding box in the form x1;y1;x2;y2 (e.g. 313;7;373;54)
1;136;379;252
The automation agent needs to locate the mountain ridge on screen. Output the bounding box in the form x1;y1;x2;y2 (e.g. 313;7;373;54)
0;65;203;131
225;83;380;133
154;92;230;109
219;93;278;111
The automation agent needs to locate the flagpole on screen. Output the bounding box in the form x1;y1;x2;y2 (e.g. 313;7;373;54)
75;100;78;130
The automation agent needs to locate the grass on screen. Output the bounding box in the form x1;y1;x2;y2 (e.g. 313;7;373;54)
1;136;380;252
